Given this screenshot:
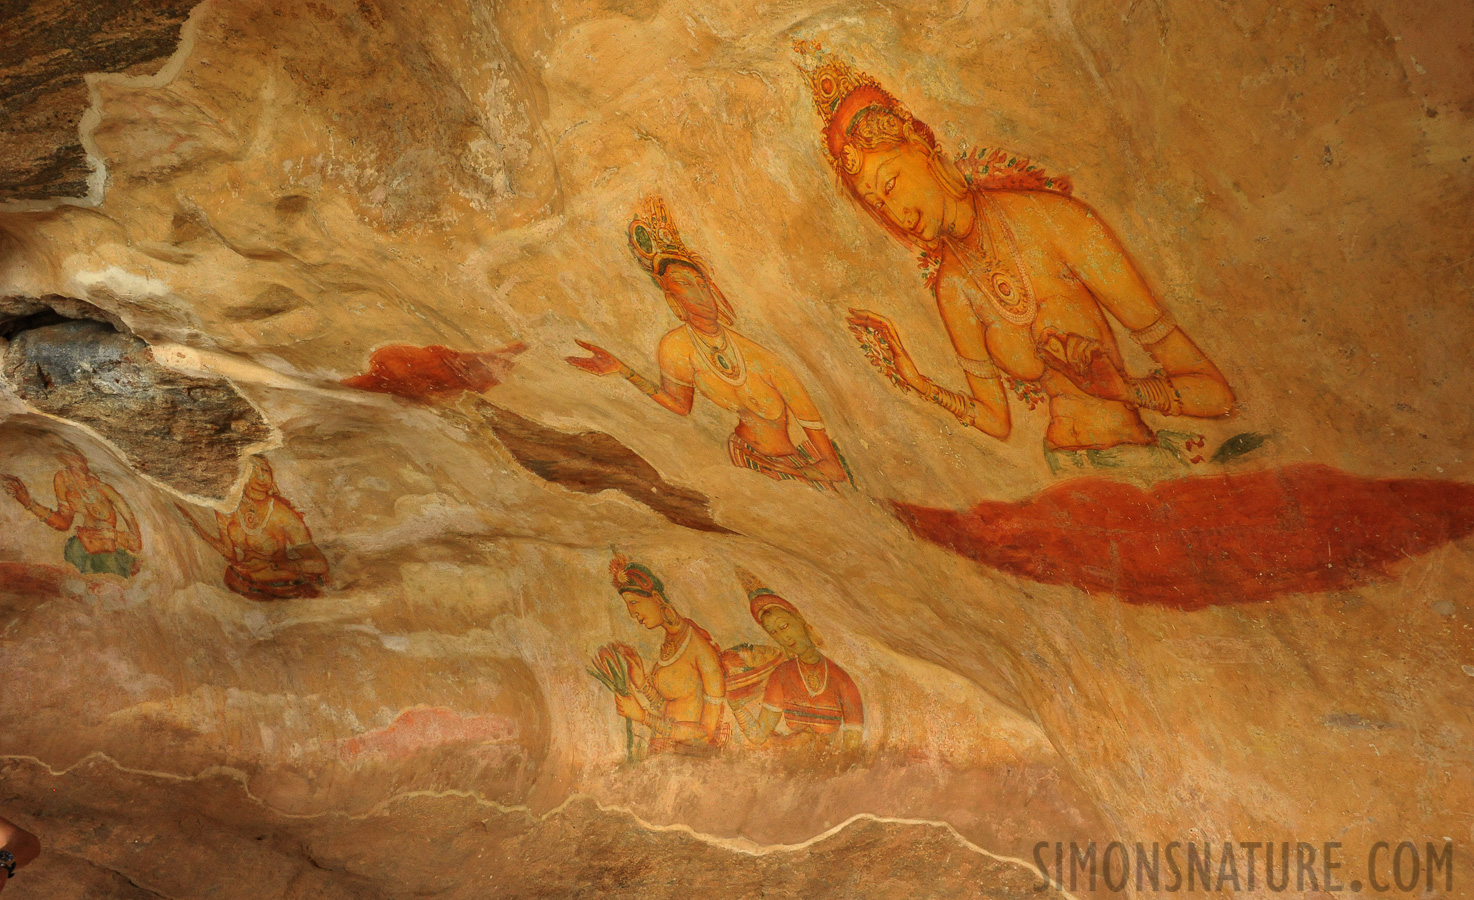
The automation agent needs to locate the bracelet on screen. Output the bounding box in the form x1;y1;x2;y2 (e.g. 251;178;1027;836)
1127;374;1182;415
923;380;979;426
0;849;15;878
792;415;825;430
621;365;659;397
1130;310;1177;346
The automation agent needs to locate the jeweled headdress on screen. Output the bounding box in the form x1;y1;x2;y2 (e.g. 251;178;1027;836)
736;566;799;624
627;196;735;324
610;553;664;597
628;196;705;279
794;40;933;177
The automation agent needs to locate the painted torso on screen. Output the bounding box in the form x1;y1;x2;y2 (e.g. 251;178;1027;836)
937;190;1156;451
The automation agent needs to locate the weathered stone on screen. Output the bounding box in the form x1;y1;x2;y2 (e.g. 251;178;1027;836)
0;0;1470;896
3;318;271;498
0;0;200;202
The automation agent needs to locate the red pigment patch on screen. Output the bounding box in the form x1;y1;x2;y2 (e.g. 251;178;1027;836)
333;706;519;762
890;464;1474;610
343;343;527;401
0;562;69;597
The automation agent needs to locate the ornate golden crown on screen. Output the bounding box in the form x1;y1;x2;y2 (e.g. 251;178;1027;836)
627;195;705;279
794;40;918;176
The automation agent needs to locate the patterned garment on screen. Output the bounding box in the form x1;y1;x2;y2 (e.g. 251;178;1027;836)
63;535;137;577
761;656;864;737
224;564;323;601
726;433;853;491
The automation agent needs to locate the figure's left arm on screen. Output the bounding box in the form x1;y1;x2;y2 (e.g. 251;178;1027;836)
276;509;329;576
696;646;727;744
99;485;143;553
767;361;848;484
1044;195;1236;418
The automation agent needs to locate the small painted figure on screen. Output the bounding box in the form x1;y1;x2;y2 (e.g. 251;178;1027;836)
728;568;863;754
797;43;1235;473
567;196;851;489
2;448;142;577
606;554;727;756
177;455;327;600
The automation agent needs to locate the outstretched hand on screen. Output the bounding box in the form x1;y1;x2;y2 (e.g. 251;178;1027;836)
846;309;924;392
1036;327;1131;402
566;340;624;376
1;475;30;508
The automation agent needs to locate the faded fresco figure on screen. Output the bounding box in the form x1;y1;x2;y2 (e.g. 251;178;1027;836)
2;449;142;577
601;555;727;757
177;455;327;600
727;569;863;755
567;196;850;489
797;43;1235;472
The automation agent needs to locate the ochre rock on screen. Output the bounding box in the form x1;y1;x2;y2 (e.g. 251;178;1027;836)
0;0;1471;897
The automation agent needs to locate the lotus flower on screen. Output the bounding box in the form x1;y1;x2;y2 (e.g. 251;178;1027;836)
588;642;640;760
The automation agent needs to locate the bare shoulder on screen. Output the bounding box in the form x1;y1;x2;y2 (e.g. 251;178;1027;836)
985;189;1095;226
657;326;694;355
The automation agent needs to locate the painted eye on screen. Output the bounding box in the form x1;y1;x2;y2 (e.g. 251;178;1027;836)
883;175;897;195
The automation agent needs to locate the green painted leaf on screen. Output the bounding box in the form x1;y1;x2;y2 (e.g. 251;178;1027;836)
1211;432;1270;464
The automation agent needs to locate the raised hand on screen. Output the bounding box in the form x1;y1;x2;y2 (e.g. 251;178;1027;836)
1;475;30;508
1036;327;1131;402
565;340;624;376
846;309;925;392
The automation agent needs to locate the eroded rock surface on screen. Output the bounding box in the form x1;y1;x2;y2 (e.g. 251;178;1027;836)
0;0;1471;897
3;318;271;498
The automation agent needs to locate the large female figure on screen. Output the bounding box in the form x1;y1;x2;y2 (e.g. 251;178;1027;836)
567;196;850;489
798;45;1235;470
607;555;727;756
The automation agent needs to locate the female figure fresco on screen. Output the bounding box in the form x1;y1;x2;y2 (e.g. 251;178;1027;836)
567;196;850;489
796;43;1235;472
728;568;863;754
2;448;142;577
176;455;328;600
603;555;727;756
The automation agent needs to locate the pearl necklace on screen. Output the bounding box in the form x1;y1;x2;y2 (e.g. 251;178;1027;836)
687;325;747;387
798;656;828;697
943;193;1038;327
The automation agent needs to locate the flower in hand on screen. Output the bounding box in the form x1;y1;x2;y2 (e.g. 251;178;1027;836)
613;691;647;723
846;309;924;392
1036;327;1131;402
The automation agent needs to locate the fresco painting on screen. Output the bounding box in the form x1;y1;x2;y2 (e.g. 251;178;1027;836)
2;447;142;578
568;197;852;490
176;455;328;600
592;557;864;762
0;4;1470;894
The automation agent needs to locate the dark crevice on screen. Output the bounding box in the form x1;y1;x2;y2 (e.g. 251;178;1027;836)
1;296;272;499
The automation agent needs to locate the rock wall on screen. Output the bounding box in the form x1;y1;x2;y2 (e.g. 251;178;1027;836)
0;0;1471;897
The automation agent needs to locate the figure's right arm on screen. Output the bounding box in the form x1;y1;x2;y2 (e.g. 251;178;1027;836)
37;472;76;531
566;336;695;416
175;504;229;556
